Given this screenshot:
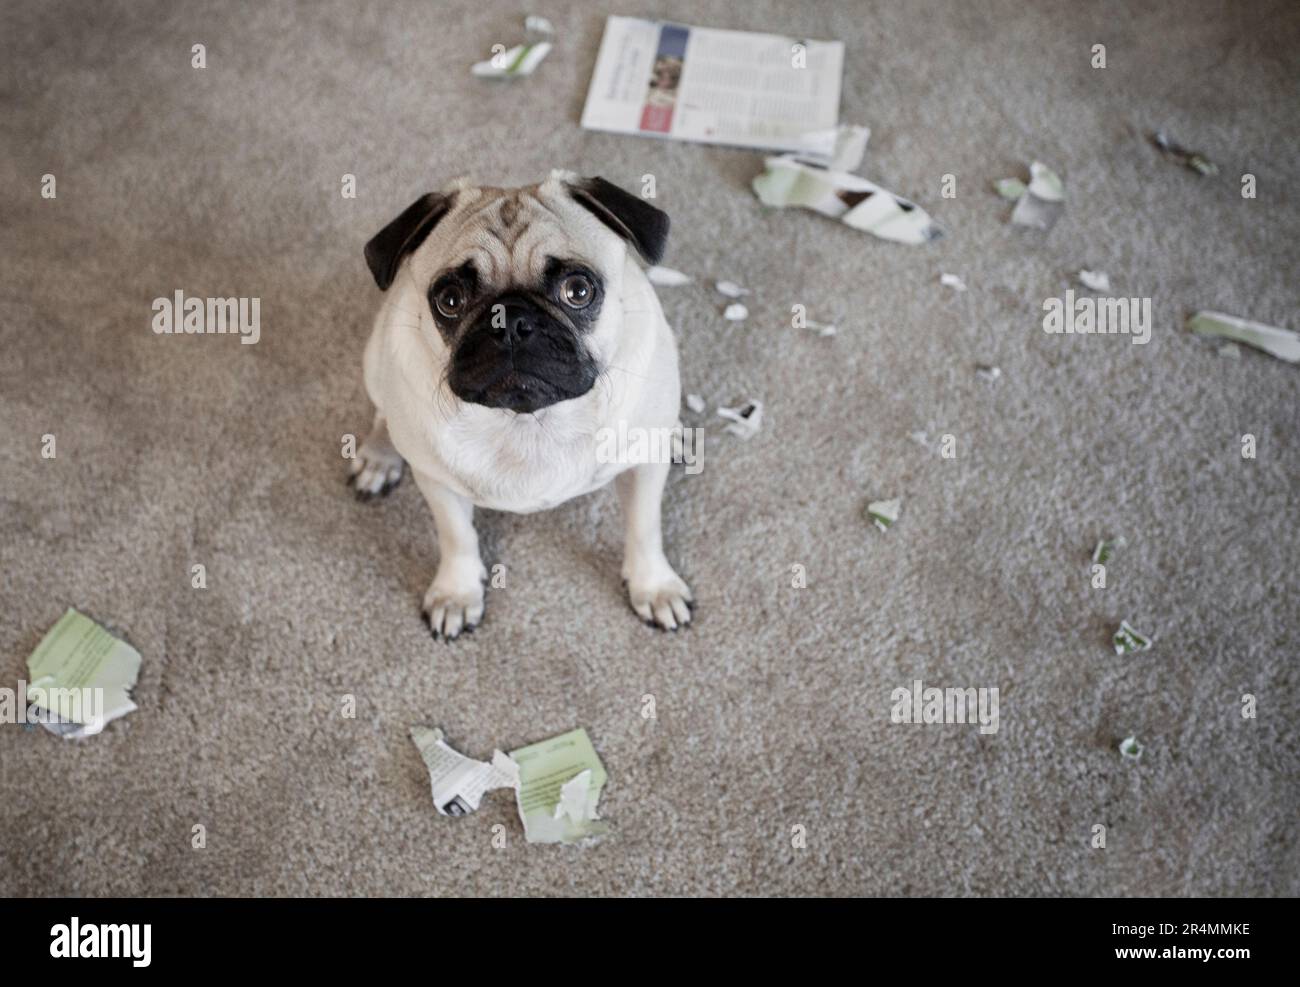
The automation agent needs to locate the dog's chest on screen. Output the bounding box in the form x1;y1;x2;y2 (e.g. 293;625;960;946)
425;413;622;512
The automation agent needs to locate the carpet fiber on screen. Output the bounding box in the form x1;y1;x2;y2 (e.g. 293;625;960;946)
1;0;1297;896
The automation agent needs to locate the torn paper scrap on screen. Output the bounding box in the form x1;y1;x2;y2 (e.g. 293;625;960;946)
1218;343;1241;359
1077;270;1111;293
753;156;942;245
410;726;518;816
994;177;1027;200
714;280;748;298
510;728;608;844
1119;736;1144;760
794;124;871;171
1113;620;1153;656
723;302;748;321
685;393;706;414
646;265;691;287
800;318;838;337
975;364;1001;381
472;17;554;78
1186;311;1300;363
26;608;141;739
1151;131;1218;176
998;161;1064;231
1092;537;1125;566
940;273;967;292
717;400;762;439
867;498;901;532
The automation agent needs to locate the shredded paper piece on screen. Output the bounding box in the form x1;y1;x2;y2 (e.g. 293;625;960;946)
723;302;748;321
645;265;691;287
1151;131;1218;176
1217;342;1241;359
511;728;608;844
685;393;705;414
1119;736;1144;760
410;726;518;816
754;155;943;245
1077;270;1111;293
801;317;838;337
940;273;967;292
717;400;762;439
25;608;142;739
975;364;1001;381
792;124;872;171
1186;311;1300;363
867;498;901;532
997;161;1065;231
1092;537;1125;566
411;726;607;844
714;280;748;298
1113;620;1153;656
472;16;554;78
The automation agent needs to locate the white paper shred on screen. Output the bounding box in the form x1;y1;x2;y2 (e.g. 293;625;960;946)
752;155;943;245
723;302;749;321
410;726;518;816
717;400;763;439
1151;131;1218;176
715;280;748;298
1186;311;1300;363
867;498;901;532
998;161;1065;231
1113;620;1153;656
1077;270;1111;293
645;265;691;287
975;364;1001;381
472;16;554;78
685;393;706;414
1119;736;1144;760
940;273;967;292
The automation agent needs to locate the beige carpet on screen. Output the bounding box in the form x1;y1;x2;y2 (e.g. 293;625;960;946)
1;0;1297;896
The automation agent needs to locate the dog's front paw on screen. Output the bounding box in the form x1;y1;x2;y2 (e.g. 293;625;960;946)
421;558;487;640
625;558;694;631
348;440;405;500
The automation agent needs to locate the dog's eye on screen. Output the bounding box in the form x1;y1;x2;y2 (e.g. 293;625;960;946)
433;284;465;319
560;274;594;308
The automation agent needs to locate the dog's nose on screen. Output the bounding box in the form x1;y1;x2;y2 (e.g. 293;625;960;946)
491;303;538;346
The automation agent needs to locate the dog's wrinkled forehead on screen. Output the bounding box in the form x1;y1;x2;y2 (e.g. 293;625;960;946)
412;179;616;288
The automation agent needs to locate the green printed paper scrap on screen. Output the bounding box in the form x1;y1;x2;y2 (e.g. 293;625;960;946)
1187;311;1300;363
509;727;609;844
1113;620;1153;656
26;608;141;736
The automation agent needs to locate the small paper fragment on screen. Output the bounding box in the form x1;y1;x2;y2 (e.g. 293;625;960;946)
975;364;1001;381
994;178;1027;200
1077;270;1111;293
410;726;518;816
723;302;749;321
1217;343;1241;359
685;393;706;413
472;17;554;78
717;400;763;439
1113;620;1153;656
1092;537;1125;566
26;608;142;739
940;273;967;292
1186;311;1300;363
802;318;837;337
646;265;691;287
715;280;748;298
510;728;608;844
752;155;943;244
1001;161;1065;231
1119;736;1144;760
794;124;872;171
867;498;901;532
1151;131;1218;176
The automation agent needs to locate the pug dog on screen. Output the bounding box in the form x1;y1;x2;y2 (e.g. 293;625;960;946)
350;171;693;638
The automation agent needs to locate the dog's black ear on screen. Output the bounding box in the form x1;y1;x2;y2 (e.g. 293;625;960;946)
566;177;670;264
364;192;455;290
